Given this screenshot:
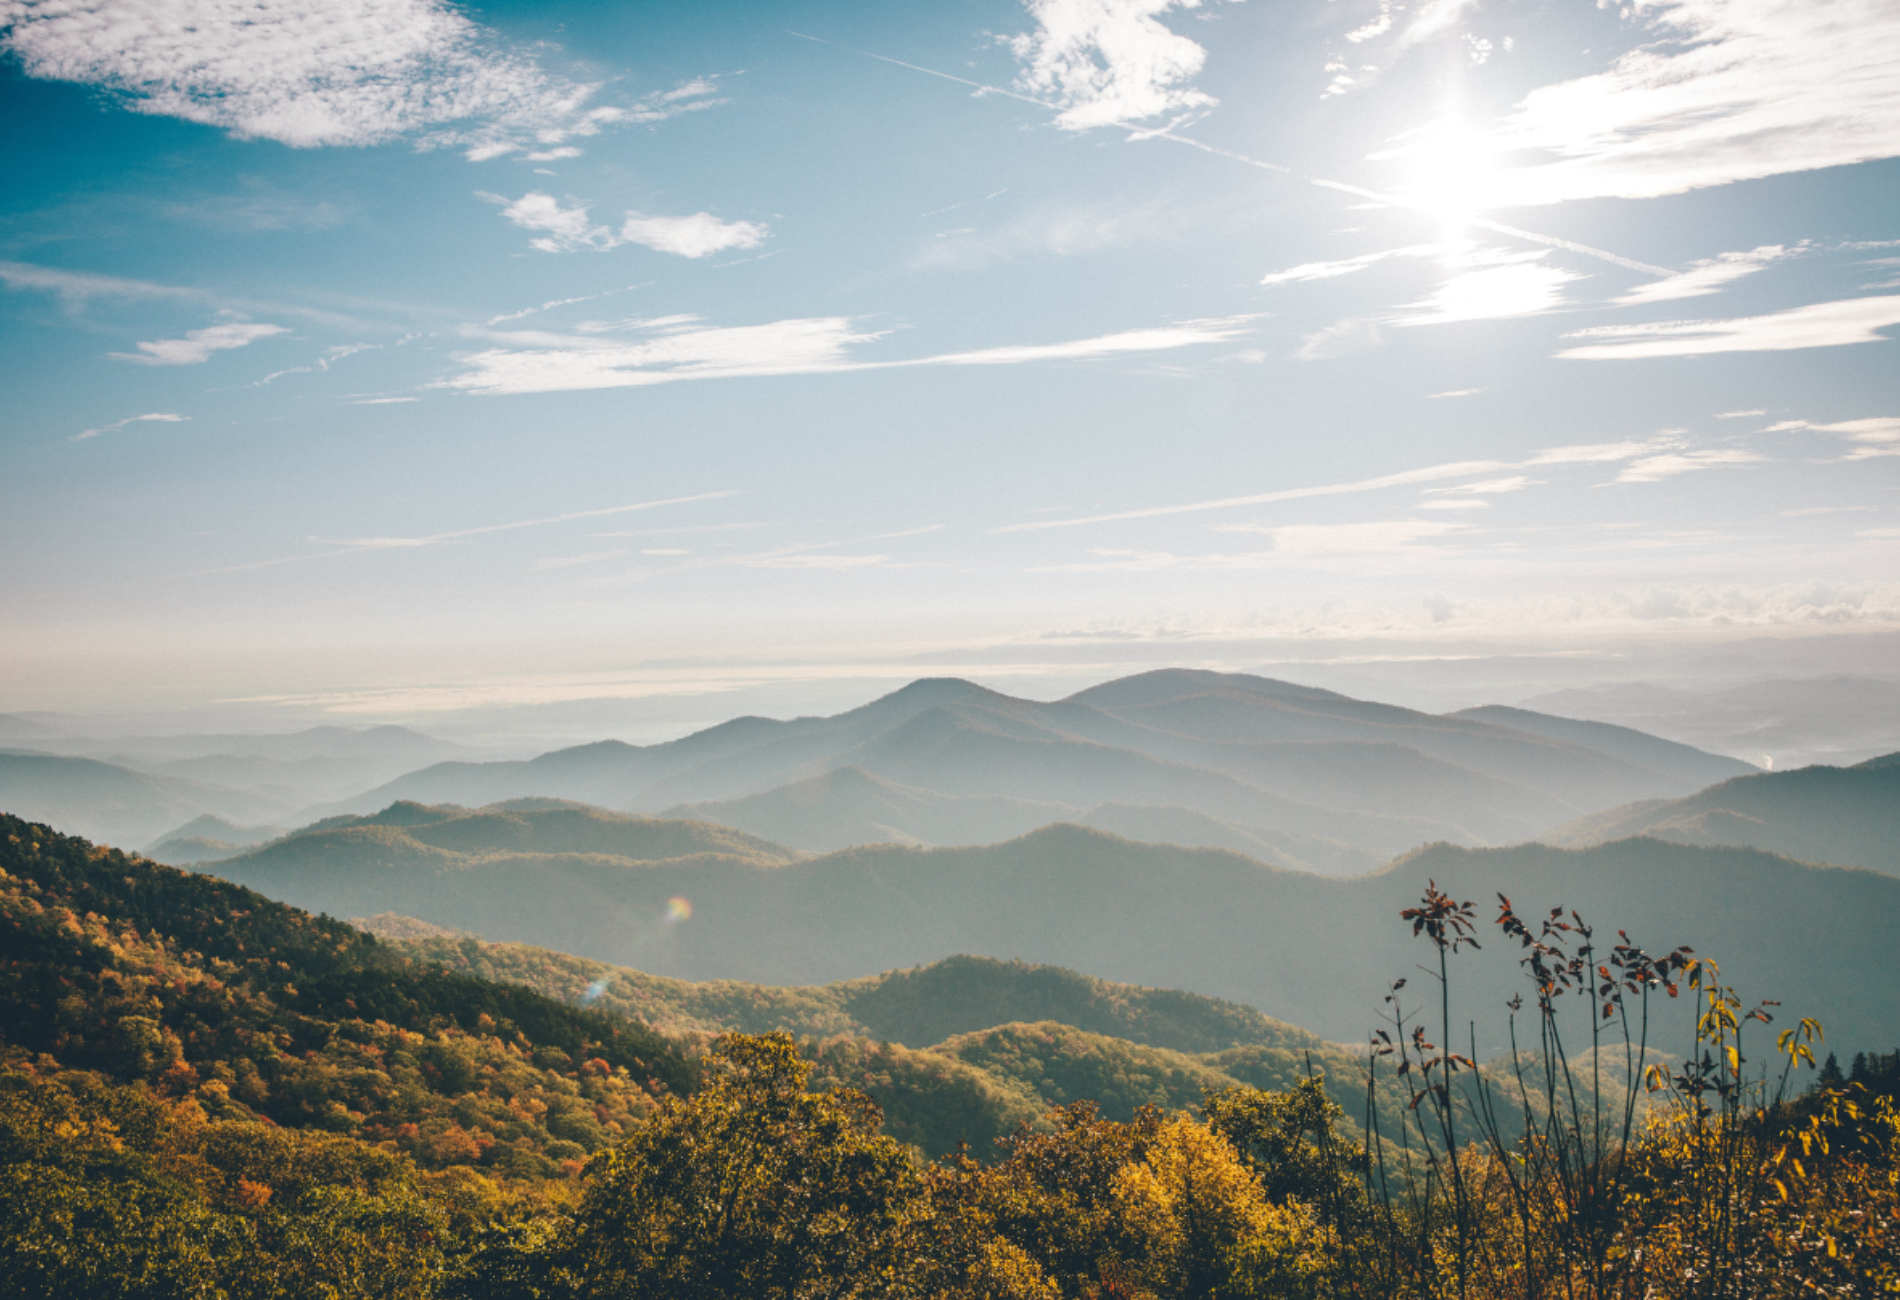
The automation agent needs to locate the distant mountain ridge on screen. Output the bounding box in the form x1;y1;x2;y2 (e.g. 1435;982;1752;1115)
661;765;1383;874
1542;752;1900;873
0;750;294;847
208;798;1900;1056
299;669;1752;864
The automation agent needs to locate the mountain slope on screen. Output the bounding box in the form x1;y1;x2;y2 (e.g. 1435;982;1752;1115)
1448;704;1755;788
1541;755;1900;873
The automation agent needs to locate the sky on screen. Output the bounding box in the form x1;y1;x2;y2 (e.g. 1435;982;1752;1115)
2;0;1898;739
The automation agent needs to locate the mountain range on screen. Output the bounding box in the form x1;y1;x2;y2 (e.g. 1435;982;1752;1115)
293;670;1755;866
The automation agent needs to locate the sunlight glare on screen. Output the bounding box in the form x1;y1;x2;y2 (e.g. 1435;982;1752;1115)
1404;119;1502;233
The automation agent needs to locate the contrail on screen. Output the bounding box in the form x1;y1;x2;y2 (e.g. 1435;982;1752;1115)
789;32;1674;279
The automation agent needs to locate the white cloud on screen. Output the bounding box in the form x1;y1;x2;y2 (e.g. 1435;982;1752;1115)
111;322;287;365
1215;518;1467;554
1036;519;1470;572
489;192;615;252
619;212;768;259
1010;0;1221;131
486;193;769;258
1613;449;1767;483
1444;476;1531;494
1480;0;1900;205
1394;255;1581;325
1778;416;1900;460
441;315;1255;396
1615;246;1796;306
927;317;1254;367
1260;244;1441;286
0;0;617;149
1558;295;1900;359
1400;0;1480;47
71;412;187;442
443;317;877;395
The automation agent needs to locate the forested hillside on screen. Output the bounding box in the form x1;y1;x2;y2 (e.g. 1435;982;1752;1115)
0;812;694;1177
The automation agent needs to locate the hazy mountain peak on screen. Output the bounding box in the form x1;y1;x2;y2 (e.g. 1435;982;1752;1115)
849;677;1011;717
1065;668;1349;710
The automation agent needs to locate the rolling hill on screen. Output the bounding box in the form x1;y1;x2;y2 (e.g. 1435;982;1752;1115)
1541;752;1900;873
208;799;1900;1058
301;669;1750;862
372;936;1383;1153
142;813;289;864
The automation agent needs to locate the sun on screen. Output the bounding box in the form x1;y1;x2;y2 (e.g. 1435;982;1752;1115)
1403;119;1503;234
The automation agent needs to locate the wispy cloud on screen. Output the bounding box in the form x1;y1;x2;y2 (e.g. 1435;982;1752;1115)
912;201;1164;271
1009;0;1224;132
72;412;187;442
0;260;196;305
440;314;1255;396
1260;244;1442;286
925;318;1254;367
486;192;769;258
1558;295;1900;360
1614;245;1797;306
111;321;287;365
994;436;1699;532
174;491;736;578
1613;449;1767;483
327;492;739;550
1480;0;1900;205
530;549;626;571
1213;518;1469;553
0;0;630;150
1032;518;1472;572
442;316;877;395
1393;254;1581;326
1774;416;1900;460
1297;317;1384;361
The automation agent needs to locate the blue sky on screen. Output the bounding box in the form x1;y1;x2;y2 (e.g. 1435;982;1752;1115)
2;0;1897;735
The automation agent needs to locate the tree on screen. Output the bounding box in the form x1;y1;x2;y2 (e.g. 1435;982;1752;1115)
557;1033;929;1300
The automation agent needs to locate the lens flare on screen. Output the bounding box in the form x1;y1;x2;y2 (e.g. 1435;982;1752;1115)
665;896;692;924
579;976;611;1006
